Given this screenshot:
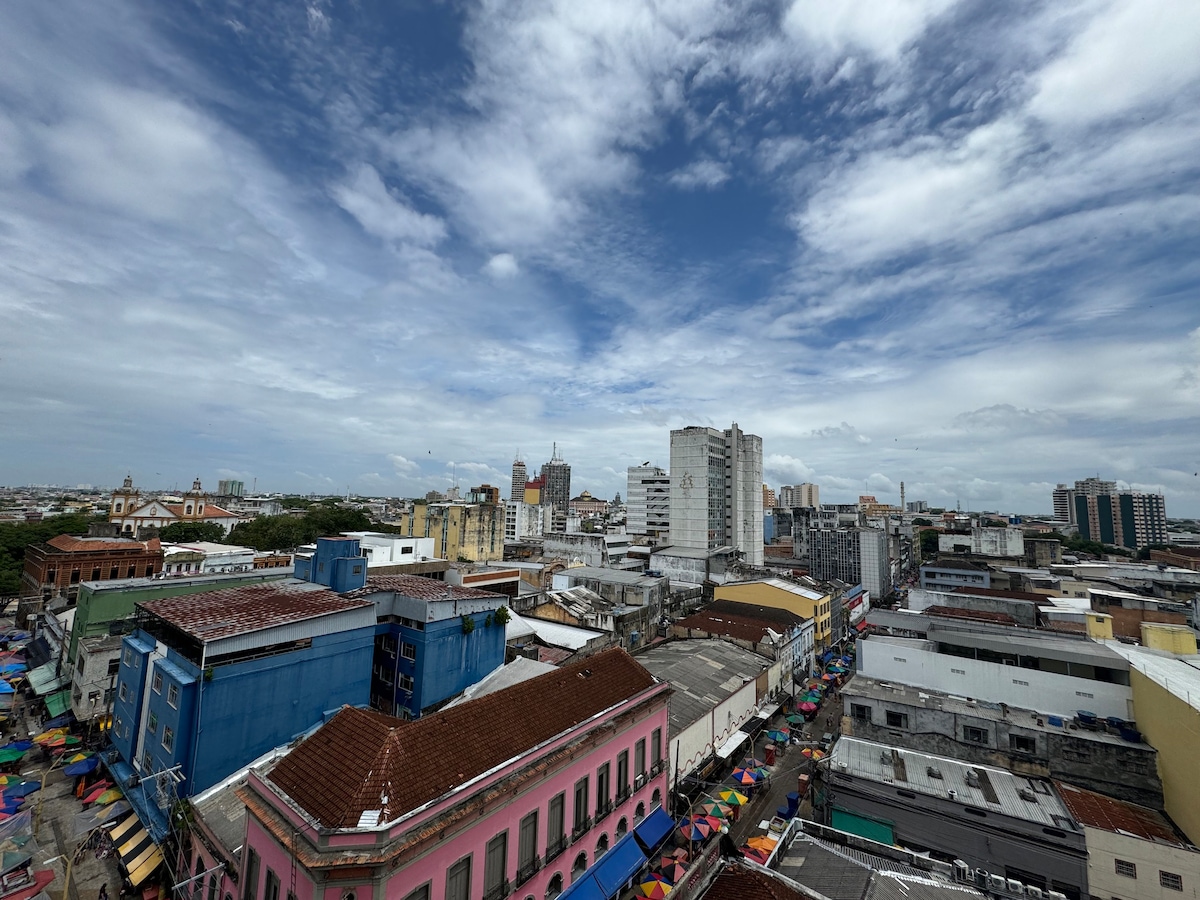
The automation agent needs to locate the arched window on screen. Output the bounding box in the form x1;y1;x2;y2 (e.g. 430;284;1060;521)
595;833;609;861
652;788;662;808
545;874;563;900
635;802;645;823
115;502;123;513
185;504;193;515
616;817;628;837
208;874;217;900
571;852;588;883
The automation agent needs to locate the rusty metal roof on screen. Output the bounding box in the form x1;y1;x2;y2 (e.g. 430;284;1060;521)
348;573;504;601
139;580;372;641
1055;781;1183;844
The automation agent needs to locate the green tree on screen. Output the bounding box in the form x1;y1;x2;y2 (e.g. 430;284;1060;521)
0;513;108;596
159;521;227;543
225;505;373;552
913;517;933;527
919;528;940;560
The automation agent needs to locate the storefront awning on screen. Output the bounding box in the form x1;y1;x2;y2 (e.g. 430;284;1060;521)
557;873;606;900
633;806;675;856
44;689;70;718
591;833;648;896
715;730;750;760
831;809;895;846
109;811;164;887
754;703;781;720
26;662;69;697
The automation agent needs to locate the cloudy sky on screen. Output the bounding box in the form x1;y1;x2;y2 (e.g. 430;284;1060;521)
2;0;1198;516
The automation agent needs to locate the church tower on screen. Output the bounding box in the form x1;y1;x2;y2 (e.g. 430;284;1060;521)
110;475;139;519
183;477;207;519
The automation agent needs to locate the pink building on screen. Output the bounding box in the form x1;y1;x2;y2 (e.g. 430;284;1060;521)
226;648;672;900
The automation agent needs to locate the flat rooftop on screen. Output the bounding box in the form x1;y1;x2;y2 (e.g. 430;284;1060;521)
352;574;504;600
560;566;664;585
635;639;771;737
830;737;1079;830
1107;643;1200;714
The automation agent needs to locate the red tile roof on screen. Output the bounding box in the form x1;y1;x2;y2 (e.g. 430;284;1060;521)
351;574;504;601
45;535;160;554
266;647;661;827
676;603;804;644
708;864;816;900
1054;781;1183;845
139;582;372;641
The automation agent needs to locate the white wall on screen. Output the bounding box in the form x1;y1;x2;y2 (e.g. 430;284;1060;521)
857;638;1133;720
670;678;760;780
1085;827;1200;900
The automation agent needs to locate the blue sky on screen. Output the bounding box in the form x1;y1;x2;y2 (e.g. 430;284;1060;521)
2;0;1199;515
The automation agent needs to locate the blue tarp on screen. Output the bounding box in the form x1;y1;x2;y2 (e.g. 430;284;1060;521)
558;873;606;900
592;832;648;896
820;651;834;664
633;805;675;855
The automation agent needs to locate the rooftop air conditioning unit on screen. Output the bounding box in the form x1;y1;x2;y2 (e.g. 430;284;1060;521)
965;770;981;789
1007;879;1024;894
952;861;970;883
1048;892;1067;900
1026;889;1044;900
989;875;1007;893
973;870;988;889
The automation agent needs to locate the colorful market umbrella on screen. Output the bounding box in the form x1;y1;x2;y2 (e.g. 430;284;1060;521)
0;749;25;766
0;775;20;787
821;674;835;682
42;734;81;749
742;757;766;769
678;817;716;841
63;757;101;777
92;788;123;806
730;767;763;785
81;781;113;804
0;741;32;751
2;780;40;800
765;730;790;743
786;714;806;725
747;835;778;853
801;748;814;758
717;789;749;806
64;751;93;763
740;846;770;865
639;877;672;899
695;798;732;818
32;728;66;744
658;860;687;884
798;702;818;712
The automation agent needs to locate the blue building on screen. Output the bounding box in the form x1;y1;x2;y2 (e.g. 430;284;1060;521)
353;574;508;719
109;580;376;839
292;535;368;591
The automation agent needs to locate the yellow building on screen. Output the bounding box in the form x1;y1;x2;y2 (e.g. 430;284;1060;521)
714;578;832;649
1116;644;1200;845
399;502;504;563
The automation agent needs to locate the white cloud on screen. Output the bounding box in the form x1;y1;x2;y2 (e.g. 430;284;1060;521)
388;454;420;475
668;158;730;190
781;0;959;62
331;163;447;247
483;253;520;278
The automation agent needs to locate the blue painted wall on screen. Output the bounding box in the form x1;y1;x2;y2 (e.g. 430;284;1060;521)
373;609;505;718
113;623;374;796
295;537;368;592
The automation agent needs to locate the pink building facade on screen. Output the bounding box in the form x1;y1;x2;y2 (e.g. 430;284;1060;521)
233;648;671;900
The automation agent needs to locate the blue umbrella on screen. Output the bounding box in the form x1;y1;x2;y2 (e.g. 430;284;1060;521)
63;757;101;777
0;741;31;751
44;711;76;729
3;780;40;800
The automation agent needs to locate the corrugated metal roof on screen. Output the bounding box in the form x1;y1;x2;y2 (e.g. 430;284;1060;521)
1054;781;1183;844
139;580;373;643
637;640;771;737
516;615;605;650
348;574;504;600
830;737;1077;829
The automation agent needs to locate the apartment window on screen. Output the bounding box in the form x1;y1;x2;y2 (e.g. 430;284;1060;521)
209;874;219;900
1012;679;1030;687
148;712;158;735
548;793;566;859
123;648;133;666
635;738;646;778
264;871;279;900
1009;734;1036;754
108;658;121;676
545;873;563;900
127;565;136;578
109;567;119;580
885;711;908;729
153;671;163;694
1115;860;1137;879
517;811;539;884
168;684;179;708
119;683;128;702
484;832;508;900
243;849;260;900
573;777;590;836
850;704;871;723
596;763;611;817
91;567;102;580
162;726;175;753
446;855;472;900
1160;872;1183;892
402;886;430;900
651;728;662;767
617;750;630;799
963;726;988;745
401;642;416;660
399;674;414;693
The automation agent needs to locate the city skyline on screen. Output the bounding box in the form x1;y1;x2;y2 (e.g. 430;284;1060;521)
2;1;1198;515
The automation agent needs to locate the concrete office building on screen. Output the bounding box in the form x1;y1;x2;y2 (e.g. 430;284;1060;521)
781;484;820;508
511;457;527;501
809;527;890;600
626;465;671;540
540;445;572;532
669;423;763;566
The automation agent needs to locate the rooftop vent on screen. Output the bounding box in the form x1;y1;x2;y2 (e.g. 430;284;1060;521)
927;766;943;779
965;770;981;789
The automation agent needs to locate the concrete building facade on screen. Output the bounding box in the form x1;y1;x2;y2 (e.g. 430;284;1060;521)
626;465;671;540
809;527;890;601
399;502;505;562
669;423;764;566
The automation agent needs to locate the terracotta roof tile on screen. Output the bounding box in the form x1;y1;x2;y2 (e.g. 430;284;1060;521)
140;581;372;640
708;864;816;900
676;602;806;644
1054;781;1183;845
925;606;1017;625
266;647;660;828
45;534;160;554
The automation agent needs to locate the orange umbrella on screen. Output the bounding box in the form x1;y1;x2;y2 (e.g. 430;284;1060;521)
33;728;67;744
746;835;778;852
639;876;672;899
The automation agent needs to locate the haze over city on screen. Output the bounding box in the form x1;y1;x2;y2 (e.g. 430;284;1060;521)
2;0;1198;514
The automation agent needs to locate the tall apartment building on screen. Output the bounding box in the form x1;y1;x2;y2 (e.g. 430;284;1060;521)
540;445;571;533
669;423;763;565
510;457;527;501
781;483;820;508
1075;490;1168;550
762;485;777;508
626;464;670;540
808;527;890;600
1053;477;1118;526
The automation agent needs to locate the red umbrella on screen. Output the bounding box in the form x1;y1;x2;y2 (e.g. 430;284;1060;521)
658;860;687;883
742;757;766;768
730;767;763;785
741;846;770;864
82;781;112;804
678;816;715;841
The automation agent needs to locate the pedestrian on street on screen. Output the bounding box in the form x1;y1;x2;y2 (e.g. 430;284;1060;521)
100;883;109;900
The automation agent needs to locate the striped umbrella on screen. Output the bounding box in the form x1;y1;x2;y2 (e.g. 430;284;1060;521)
695;798;732;818
718;789;749;806
730;767;762;785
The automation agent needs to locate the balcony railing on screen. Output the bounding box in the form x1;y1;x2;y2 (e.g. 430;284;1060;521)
546;836;568;863
515;858;542;887
571;816;592;842
483;880;511;900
